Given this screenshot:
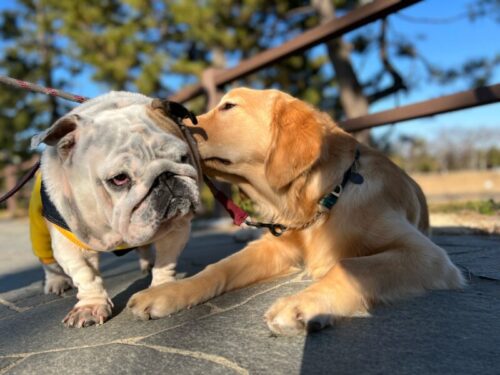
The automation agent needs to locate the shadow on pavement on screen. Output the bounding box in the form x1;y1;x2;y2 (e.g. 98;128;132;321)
111;273;152;316
299;276;500;374
0;266;43;293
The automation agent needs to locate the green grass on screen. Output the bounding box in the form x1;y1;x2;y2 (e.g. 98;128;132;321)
429;199;500;216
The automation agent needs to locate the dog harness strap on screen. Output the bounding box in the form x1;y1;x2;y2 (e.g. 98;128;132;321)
52;225;92;250
40;180;71;231
319;148;363;210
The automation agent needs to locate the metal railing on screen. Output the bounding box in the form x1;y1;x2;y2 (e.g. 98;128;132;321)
169;0;500;131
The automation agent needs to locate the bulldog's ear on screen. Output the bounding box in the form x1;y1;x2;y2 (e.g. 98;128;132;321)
265;97;323;190
151;99;198;125
31;114;81;159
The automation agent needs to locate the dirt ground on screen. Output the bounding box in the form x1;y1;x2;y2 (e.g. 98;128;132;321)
409;170;499;234
430;212;499;234
411;169;500;203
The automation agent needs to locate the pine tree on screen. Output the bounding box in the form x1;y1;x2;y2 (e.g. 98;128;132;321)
0;0;72;162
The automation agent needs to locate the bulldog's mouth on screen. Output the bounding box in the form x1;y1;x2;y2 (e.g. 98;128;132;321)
161;197;174;221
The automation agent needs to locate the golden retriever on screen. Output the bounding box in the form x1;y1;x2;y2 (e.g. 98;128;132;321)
128;88;464;335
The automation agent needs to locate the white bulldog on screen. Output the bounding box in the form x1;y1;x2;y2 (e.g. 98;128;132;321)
29;92;201;327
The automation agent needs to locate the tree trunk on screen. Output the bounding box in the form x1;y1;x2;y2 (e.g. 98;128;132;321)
311;0;371;144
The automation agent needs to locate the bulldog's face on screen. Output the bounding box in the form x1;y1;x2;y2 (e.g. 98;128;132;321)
33;92;200;251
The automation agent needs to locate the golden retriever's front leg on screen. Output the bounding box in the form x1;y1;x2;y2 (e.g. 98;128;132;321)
128;235;300;320
265;225;464;335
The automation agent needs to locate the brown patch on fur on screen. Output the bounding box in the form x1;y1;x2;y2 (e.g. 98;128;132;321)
146;105;202;182
146;105;185;140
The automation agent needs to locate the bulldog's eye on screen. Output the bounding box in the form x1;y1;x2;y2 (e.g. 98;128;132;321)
109;173;130;187
180;154;190;163
220;102;236;111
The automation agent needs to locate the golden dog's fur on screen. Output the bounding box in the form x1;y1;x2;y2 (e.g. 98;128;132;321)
128;88;464;335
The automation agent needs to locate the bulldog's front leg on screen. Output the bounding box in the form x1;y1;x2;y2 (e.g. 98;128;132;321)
150;219;191;287
137;245;154;274
49;228;112;328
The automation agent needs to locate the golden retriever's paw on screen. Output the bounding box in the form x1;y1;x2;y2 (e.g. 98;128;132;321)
127;282;191;320
264;292;334;336
62;302;112;328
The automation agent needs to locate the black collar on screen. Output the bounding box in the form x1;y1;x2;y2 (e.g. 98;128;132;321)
319;148;363;209
246;148;364;237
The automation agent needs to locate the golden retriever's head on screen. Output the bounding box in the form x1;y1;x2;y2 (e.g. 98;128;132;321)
193;88;324;191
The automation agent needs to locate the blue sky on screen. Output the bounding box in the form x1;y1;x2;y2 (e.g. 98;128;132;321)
350;0;500;142
1;0;499;143
296;0;500;142
366;0;500;142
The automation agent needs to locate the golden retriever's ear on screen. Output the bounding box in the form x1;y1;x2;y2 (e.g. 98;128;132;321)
265;97;322;190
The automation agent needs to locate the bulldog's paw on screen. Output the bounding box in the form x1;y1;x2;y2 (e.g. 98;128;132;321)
264;292;334;336
43;264;73;296
62;302;112;328
44;274;73;295
127;281;192;320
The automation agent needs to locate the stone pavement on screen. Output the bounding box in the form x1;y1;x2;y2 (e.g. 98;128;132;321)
0;218;499;374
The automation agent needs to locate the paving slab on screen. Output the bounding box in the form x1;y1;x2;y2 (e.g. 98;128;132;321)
141;276;500;375
143;281;311;374
0;305;16;321
0;218;498;375
0;268;212;357
6;344;239;375
0;358;20;373
431;234;500;281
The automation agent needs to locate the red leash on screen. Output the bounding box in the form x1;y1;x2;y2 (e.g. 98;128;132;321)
203;176;249;226
0;75;87;103
0;160;40;204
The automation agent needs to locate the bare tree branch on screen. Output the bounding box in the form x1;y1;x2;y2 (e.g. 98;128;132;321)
367;18;407;104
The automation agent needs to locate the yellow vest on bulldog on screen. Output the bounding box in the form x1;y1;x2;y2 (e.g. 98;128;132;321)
29;173;131;264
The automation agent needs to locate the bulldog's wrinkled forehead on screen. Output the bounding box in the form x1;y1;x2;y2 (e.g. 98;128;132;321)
100;112;186;163
70;91;188;158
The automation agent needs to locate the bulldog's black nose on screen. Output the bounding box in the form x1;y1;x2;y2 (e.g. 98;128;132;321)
159;171;175;181
152;171;175;190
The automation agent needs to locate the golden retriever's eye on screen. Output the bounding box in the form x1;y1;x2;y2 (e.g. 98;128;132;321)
220;102;236;111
